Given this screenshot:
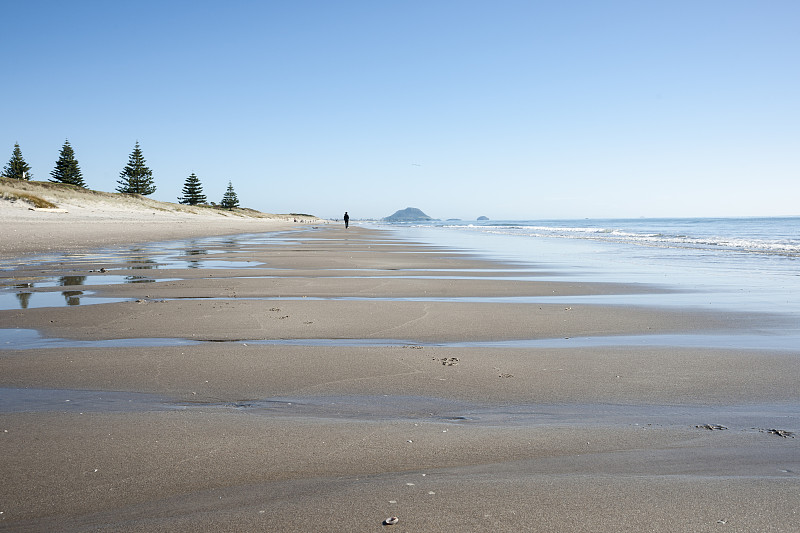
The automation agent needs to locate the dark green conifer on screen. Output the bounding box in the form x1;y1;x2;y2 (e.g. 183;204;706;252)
178;172;207;205
116;141;156;195
3;143;32;180
50;139;86;187
220;181;240;210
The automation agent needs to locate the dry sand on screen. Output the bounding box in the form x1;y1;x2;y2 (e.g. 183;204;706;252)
0;178;319;258
0;193;798;532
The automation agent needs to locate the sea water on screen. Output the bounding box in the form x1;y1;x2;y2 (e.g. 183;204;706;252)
375;217;800;322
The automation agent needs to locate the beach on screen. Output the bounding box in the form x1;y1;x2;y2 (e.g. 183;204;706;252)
1;206;799;531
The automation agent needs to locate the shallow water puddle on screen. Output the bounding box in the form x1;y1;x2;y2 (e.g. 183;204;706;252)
0;329;202;349
0;272;192;309
0;292;131;309
241;396;798;428
0;289;688;311
120;258;265;270
2;389;796;438
0;231;294;274
0;259;261;311
0;387;176;413
0;274;157;289
3;328;799;351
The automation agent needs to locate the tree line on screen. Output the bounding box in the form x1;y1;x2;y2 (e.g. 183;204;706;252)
2;141;240;210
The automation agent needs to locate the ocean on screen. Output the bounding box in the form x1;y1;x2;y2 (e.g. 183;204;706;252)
375;217;800;325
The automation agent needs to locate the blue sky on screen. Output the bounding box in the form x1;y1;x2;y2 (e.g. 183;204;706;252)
2;0;798;220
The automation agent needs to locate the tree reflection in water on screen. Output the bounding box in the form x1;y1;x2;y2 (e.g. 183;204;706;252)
59;276;86;306
15;283;33;309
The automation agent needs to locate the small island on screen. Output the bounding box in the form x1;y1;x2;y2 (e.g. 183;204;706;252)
383;207;434;222
477;216;489;221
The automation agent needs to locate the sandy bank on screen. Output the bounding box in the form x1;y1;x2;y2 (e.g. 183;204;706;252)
0;177;321;258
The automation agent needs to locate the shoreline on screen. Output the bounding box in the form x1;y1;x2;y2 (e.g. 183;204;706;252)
1;224;799;532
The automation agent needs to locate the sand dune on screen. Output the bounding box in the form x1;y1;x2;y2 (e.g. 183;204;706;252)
0;178;321;258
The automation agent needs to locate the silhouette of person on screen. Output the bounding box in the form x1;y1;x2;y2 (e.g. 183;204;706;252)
344;211;350;229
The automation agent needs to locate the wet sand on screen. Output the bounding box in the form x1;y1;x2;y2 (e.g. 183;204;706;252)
1;225;798;532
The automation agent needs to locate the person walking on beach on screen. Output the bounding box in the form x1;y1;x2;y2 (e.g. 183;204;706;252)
344;211;350;229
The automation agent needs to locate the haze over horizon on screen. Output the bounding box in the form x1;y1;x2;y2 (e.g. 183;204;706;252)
3;1;798;221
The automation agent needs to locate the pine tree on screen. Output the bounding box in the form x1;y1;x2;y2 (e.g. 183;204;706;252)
3;143;32;180
116;141;156;195
178;172;207;205
50;139;86;187
220;181;240;210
